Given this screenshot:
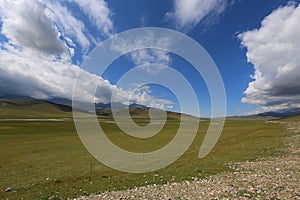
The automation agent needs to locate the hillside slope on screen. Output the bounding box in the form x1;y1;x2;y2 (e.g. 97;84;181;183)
0;99;72;118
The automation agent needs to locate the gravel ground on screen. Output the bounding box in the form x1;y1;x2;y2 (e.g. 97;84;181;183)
78;121;300;200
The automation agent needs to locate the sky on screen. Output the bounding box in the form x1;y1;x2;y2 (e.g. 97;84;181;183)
0;0;300;117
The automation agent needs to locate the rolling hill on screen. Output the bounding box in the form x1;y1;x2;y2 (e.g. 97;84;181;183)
0;99;72;118
0;98;195;122
1;98;299;121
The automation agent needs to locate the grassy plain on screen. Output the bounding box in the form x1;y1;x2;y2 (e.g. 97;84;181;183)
0;100;287;199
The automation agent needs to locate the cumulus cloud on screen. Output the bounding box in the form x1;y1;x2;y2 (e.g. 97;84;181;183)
44;1;91;51
71;0;113;36
0;42;170;108
129;49;171;73
166;0;228;30
126;85;174;109
110;32;171;73
239;2;300;112
0;0;172;109
0;0;67;54
0;42;93;101
0;0;114;54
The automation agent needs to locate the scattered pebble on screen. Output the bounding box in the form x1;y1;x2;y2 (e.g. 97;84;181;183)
76;153;299;200
76;121;300;200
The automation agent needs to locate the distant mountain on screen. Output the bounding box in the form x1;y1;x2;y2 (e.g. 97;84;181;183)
48;98;72;107
96;102;126;110
95;107;186;120
254;108;300;119
95;103;149;117
96;102;148;110
28;97;148;110
226;108;300;120
0;97;151;118
129;103;148;109
0;98;181;120
2;96;299;120
0;95;34;100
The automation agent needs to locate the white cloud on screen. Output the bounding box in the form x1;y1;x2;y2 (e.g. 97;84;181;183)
0;0;67;54
166;105;174;109
0;42;171;108
0;43;93;101
110;32;172;73
71;0;113;36
44;1;91;51
166;0;227;30
0;0;114;54
0;0;173;109
129;49;171;73
127;85;174;109
239;2;300;112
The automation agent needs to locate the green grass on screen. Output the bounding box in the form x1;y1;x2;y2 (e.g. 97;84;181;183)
0;113;287;199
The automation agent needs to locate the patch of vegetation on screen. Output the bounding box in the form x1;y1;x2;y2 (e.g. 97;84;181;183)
0;109;287;199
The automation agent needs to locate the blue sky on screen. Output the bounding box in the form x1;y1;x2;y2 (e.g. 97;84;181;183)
0;0;300;117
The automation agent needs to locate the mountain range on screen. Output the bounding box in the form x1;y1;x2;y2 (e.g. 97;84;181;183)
0;95;299;119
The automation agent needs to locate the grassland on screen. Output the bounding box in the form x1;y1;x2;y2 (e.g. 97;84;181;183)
0;100;287;199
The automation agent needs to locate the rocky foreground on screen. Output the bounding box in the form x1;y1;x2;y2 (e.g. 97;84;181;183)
78;121;300;200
